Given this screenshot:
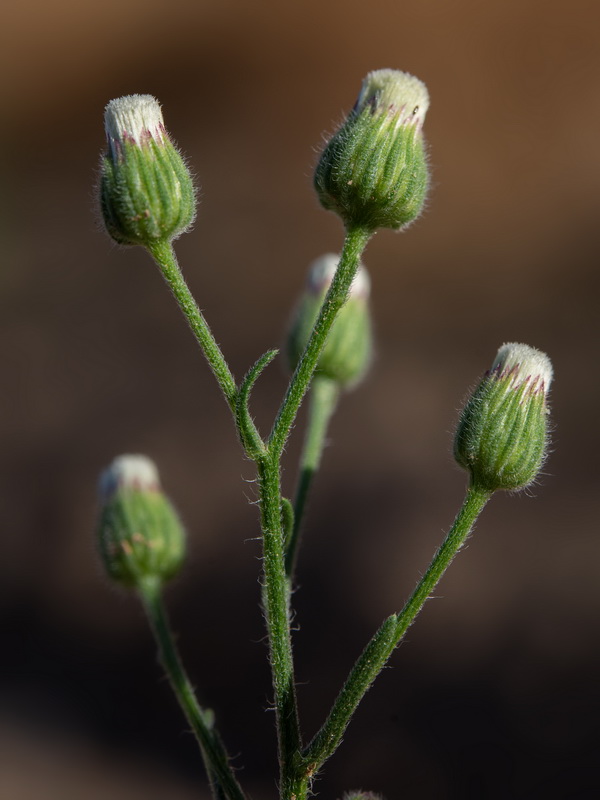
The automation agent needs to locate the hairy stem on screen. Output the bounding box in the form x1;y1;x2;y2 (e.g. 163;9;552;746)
256;453;302;797
302;485;492;776
254;227;371;798
268;226;371;459
138;576;246;800
148;239;237;411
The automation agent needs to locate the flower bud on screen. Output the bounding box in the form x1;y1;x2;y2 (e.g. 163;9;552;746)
454;343;553;492
314;69;429;232
97;455;186;587
286;253;372;388
100;95;196;247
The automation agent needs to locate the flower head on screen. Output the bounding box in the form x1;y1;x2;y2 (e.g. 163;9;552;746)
286;253;372;389
454;343;553;492
314;69;430;232
97;455;186;588
100;95;196;247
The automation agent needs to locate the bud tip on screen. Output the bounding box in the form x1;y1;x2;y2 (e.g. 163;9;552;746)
104;94;165;152
357;68;430;127
99;454;160;501
306;253;371;299
491;342;553;393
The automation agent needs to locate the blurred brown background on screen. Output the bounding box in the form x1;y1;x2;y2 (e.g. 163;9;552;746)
2;1;599;798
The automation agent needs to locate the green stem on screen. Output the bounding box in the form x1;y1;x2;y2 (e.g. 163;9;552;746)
268;226;371;459
256;453;302;798
138;576;246;800
148;239;237;411
285;376;339;579
392;484;491;642
146;228;371;800
302;485;492;776
245;227;370;799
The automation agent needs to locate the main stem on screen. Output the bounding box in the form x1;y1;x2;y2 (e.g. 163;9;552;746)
138;576;246;800
256;453;302;797
260;227;371;799
148;240;237;411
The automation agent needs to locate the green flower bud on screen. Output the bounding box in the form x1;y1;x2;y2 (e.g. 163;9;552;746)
286;253;372;388
97;455;186;587
314;69;429;232
454;343;553;492
100;95;196;247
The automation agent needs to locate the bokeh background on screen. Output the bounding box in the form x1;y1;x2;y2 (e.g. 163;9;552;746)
2;1;600;797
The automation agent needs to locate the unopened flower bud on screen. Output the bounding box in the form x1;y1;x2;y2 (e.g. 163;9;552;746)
97;455;185;587
286;253;372;389
454;343;553;492
314;69;429;232
100;95;196;247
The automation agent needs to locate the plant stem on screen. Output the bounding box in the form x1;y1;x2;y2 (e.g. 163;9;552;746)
285;376;339;578
148;239;237;411
256;452;303;798
302;484;492;776
146;228;372;799
256;228;371;798
138;577;246;800
268;226;371;459
392;484;492;642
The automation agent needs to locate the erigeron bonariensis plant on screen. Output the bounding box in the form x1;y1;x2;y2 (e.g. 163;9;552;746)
95;71;553;800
